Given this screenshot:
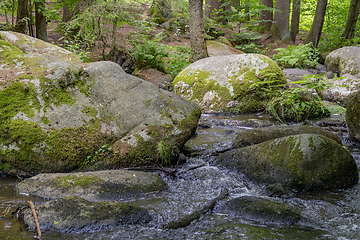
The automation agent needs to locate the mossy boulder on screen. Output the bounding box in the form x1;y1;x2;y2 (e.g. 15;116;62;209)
0;31;200;176
207;40;244;57
222;196;300;225
218;134;358;191
233;125;341;149
346;91;360;142
22;197;152;233
18;169;167;201
173;54;286;113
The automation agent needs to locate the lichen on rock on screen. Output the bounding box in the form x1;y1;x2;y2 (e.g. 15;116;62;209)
173;54;286;113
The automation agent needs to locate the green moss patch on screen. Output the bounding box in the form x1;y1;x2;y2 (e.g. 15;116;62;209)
54;175;104;188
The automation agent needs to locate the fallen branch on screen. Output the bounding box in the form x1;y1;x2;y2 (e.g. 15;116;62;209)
27;201;42;240
175;162;206;176
164;187;229;229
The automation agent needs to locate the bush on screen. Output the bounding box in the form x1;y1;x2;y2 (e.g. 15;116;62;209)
273;43;319;68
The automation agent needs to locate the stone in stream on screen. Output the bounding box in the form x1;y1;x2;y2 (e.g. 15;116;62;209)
173;54;286;113
218;134;358;192
346;91;360;142
221;196;300;225
17;169;167;201
322;46;360;106
232;125;342;149
0;31;200;176
21;197;152;233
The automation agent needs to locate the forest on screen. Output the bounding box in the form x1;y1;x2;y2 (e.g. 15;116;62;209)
0;0;359;75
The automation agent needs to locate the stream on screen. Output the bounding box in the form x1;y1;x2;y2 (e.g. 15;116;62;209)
1;113;360;240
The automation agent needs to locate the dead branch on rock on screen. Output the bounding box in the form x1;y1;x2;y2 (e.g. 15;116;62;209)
175;162;206;176
27;201;42;240
164;187;229;229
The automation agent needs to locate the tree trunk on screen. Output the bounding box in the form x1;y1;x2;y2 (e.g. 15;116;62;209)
290;0;301;42
35;0;48;42
260;0;273;33
14;0;27;33
272;0;290;40
305;0;327;47
205;0;226;25
342;0;360;39
27;0;34;37
189;0;208;62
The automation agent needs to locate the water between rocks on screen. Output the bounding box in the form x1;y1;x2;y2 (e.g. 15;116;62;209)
1;113;360;240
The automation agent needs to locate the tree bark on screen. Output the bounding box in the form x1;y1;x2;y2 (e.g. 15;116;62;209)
305;0;327;47
14;0;27;33
273;0;291;40
290;0;301;42
342;0;360;39
35;0;48;42
259;0;273;33
205;0;226;25
189;0;208;62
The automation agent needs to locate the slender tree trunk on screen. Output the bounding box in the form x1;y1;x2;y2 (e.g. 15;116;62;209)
15;0;27;33
205;0;226;24
28;0;34;37
260;0;273;33
189;0;208;62
290;0;301;42
305;0;327;47
272;0;291;40
35;0;48;42
342;0;360;39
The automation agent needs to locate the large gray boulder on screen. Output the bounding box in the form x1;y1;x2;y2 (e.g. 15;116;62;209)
0;31;200;176
173;54;286;113
346;91;360;142
22;197;152;233
219;134;358;191
18;169;167;201
233;125;342;148
323;46;360;106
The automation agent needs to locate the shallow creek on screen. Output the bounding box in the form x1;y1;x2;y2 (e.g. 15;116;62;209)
1;113;360;240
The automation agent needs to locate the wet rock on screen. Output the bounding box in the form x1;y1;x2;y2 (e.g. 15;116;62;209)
207;118;272;129
17;169;167;201
173;54;286;113
283;68;319;82
222;196;300;225
219;134;358;191
0;31;200;175
232;125;342;148
22;197;152;233
346;91;360;142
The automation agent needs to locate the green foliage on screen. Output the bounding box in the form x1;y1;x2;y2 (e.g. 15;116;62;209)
129;34;169;71
318;35;360;53
157;140;172;166
165;44;191;77
58;35;91;62
267;76;330;123
82;144;117;168
273;43;319;68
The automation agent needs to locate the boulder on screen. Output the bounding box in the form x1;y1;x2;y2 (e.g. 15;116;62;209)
18;169;167;201
173;54;286;113
218;134;358;191
346;91;360;142
0;31;200;176
323;46;360;106
282;68;319;82
232;125;342;148
207;40;244;57
222;196;300;225
22;197;152;233
320;74;360;107
325;46;360;78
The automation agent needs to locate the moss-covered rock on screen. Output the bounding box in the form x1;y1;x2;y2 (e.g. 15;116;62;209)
232;125;342;148
22;197;152;233
0;32;200;176
173;54;286;113
325;46;360;78
207;40;244;57
18;169;168;201
223;196;300;225
346;91;360;142
218;134;358;191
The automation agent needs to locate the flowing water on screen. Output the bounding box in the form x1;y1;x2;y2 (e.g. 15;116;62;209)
1;113;360;240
